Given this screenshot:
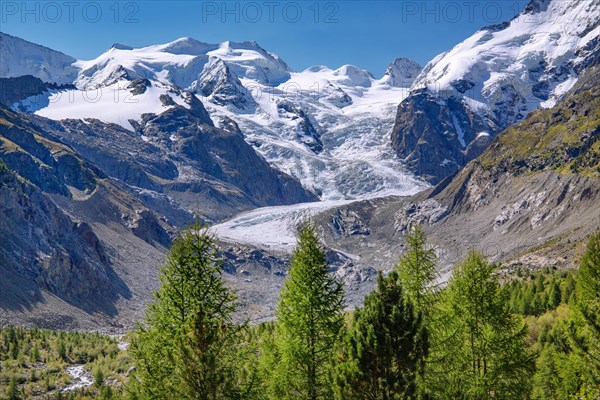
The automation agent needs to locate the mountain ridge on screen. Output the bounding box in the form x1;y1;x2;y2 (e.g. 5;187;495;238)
392;0;600;183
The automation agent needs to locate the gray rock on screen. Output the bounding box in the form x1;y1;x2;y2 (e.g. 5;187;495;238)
331;209;371;237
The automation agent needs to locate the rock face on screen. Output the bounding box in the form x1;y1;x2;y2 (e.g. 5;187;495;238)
0;138;124;315
391;89;493;181
28;99;316;222
277;101;323;153
380;58;422;87
0;105;181;328
0;75;46;105
391;0;600;183
194;57;255;110
0;163;107;303
331;209;371;238
0;98;316;328
125;209;172;247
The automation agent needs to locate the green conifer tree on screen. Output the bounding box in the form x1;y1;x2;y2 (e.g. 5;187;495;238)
532;345;560;400
570;231;600;396
396;225;437;314
334;271;428;399
430;250;535;399
129;222;241;399
269;222;345;400
547;281;561;310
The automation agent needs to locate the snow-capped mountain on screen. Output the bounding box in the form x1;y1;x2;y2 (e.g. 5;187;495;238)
392;0;600;182
73;37;291;89
0;32;79;84
380;58;422;87
2;33;428;200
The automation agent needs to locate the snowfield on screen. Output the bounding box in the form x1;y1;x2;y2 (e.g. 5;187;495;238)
24;82;190;131
413;0;600;112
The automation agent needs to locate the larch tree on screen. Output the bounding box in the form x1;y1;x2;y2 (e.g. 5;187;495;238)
396;224;438;315
570;231;600;397
129;222;242;400
430;250;535;399
269;222;345;400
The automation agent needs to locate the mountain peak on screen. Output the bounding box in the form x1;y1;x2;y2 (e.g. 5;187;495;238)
110;43;133;51
160;37;215;55
333;65;374;87
0;32;78;84
381;58;422;87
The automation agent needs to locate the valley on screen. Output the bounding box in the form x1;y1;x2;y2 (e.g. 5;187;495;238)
0;0;598;343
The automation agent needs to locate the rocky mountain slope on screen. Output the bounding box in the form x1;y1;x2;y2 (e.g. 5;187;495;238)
0;32;424;328
0;101;317;328
27;94;316;222
315;63;600;283
0;33;78;84
1;0;599;326
392;0;600;182
0;107;169;329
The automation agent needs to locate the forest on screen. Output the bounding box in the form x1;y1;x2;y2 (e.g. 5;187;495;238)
1;224;599;400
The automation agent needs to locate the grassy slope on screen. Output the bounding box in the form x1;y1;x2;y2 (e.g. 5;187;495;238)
478;80;600;178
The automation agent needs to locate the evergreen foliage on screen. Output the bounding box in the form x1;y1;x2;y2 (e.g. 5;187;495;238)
334;271;428;399
129;222;242;399
267;222;345;400
3;227;600;400
395;225;438;314
429;250;535;399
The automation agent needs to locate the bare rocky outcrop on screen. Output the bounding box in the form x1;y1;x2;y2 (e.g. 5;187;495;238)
0;91;316;329
29;101;316;222
331;209;371;238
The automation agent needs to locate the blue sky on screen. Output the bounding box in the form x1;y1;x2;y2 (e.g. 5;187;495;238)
1;0;528;76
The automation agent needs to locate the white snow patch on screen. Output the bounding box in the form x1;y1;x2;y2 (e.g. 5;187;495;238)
452;114;466;147
19;81;188;131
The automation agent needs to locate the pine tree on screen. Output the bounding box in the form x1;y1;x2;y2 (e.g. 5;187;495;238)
393;225;438;398
396;224;437;314
535;273;545;293
30;344;40;363
547;280;561;310
129;222;241;399
430;250;535;399
334;271;428;399
576;231;600;308
94;369;105;388
269;222;345;400
7;375;20;400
